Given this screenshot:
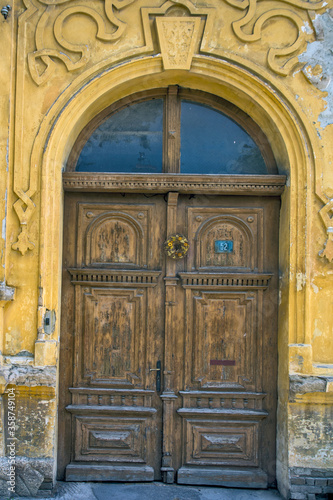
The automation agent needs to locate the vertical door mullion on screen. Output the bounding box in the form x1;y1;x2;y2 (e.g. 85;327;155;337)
163;86;181;173
160;192;179;483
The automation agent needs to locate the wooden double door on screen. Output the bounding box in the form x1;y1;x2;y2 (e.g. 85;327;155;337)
58;190;279;488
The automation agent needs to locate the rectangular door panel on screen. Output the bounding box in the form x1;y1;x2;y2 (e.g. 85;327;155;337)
182;419;260;466
72;414;153;462
75;286;147;387
182;289;259;391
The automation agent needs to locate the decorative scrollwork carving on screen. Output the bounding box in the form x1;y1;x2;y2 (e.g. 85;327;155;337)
224;0;331;76
12;181;36;255
156;17;201;70
11;225;35;256
37;0;72;4
13;0;333;258
319;200;333;263
28;0;135;86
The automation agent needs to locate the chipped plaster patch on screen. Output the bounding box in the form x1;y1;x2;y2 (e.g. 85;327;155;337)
0;281;15;301
289;374;327;400
289;404;333;467
299;11;333;128
0;364;56;387
1;213;5;241
296;272;306;291
301;21;313;35
291;354;304;371
312;318;323;343
312;326;323;341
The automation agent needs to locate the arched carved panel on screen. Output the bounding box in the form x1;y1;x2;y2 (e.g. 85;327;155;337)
194;214;257;271
75;203;154;268
86;213;143;267
185;206;263;272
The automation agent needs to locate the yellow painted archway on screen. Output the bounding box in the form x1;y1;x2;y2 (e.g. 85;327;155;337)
32;54;320;494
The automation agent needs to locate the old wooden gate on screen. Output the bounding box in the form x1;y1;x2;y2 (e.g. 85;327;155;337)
58;88;285;487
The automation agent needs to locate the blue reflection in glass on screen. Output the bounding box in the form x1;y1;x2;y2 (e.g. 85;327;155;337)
76;100;163;173
180;101;268;174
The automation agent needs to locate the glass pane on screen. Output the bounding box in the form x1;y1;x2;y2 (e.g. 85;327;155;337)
76;100;163;173
180;101;268;174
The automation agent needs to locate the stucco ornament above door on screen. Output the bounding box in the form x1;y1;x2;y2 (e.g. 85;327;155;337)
27;0;136;86
319;200;333;263
155;16;201;70
26;0;331;86
10;0;333;258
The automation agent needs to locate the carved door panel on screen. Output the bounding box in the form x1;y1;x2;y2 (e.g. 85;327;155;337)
172;195;279;488
58;192;166;481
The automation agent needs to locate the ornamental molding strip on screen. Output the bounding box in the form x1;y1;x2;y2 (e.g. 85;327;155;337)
319;200;333;263
62;173;287;196
69;269;162;286
23;0;332;86
223;0;331;76
27;0;136;86
179;273;273;289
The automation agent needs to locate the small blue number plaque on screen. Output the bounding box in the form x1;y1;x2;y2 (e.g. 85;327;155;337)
214;240;233;253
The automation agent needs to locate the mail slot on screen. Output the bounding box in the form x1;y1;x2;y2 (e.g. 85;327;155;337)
214;240;233;253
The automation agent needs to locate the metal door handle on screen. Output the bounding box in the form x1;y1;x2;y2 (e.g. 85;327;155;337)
150;361;161;392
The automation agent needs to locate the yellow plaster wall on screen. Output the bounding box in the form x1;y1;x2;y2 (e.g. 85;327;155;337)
0;0;332;493
5;386;56;458
289;395;333;468
0;44;10;285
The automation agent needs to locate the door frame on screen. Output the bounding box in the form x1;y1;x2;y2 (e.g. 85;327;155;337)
33;55;316;494
58;185;283;484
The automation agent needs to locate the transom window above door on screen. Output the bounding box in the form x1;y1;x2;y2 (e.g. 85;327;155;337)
68;87;277;175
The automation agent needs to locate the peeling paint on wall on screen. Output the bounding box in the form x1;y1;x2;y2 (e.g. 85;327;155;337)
299;11;333;128
289;374;327;400
296;272;307;291
289;403;333;467
0;190;6;272
0;364;56;388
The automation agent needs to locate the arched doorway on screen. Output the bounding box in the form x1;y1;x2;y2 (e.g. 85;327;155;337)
58;86;285;487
